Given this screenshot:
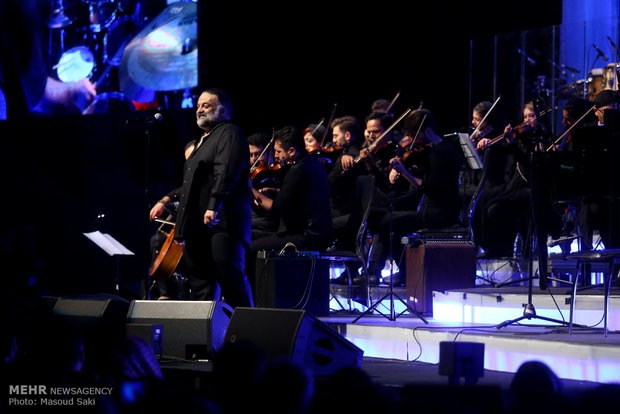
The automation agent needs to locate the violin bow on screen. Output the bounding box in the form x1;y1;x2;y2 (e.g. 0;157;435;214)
384;90;401;114
251;128;276;170
486;106;553;148
354;107;413;164
545;105;596;152
310;118;325;137
319;103;337;147
468;95;501;142
408;113;427;151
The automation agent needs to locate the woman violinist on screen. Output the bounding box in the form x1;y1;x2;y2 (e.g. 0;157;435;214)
475;101;562;260
304;123;342;171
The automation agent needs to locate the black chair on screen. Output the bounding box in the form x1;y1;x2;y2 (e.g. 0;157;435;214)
565;249;620;336
321;175;376;311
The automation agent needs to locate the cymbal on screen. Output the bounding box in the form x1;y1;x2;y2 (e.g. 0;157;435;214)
119;1;198;93
46;8;75;29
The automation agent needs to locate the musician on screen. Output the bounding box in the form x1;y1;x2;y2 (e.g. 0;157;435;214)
593;89;619;126
0;0;96;119
171;88;254;308
357;111;407;203
249;126;333;286
248;132;279;240
577;89;620;250
148;140;196;299
248;132;271;166
557;97;598;151
327;115;364;239
370;96;404;142
366;109;461;285
477;101;563;259
303;123;327;153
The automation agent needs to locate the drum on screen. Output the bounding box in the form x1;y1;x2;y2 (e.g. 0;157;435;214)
55;46;95;82
603;62;620;91
586;67;605;101
88;0;118;28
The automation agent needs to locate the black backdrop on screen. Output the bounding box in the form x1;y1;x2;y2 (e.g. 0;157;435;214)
1;1;562;299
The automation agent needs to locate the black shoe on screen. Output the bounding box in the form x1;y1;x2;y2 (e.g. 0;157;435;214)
331;271;350;285
381;272;405;287
351;274;378;286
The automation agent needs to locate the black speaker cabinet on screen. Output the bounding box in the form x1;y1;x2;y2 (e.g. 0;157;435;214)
405;240;476;315
52;294;130;337
255;254;330;316
126;300;233;360
224;307;363;376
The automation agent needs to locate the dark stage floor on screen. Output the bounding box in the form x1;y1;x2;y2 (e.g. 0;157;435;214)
158;354;603;395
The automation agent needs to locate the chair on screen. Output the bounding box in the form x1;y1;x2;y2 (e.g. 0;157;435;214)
321;175;376;311
565;249;620;336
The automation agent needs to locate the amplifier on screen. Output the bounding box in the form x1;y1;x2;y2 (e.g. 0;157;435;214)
255;252;330;316
401;228;471;245
405;239;476;315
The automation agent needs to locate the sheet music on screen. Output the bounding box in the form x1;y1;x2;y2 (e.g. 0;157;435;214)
83;231;135;256
457;133;483;170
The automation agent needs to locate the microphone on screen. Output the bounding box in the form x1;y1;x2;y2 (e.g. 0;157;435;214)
125;113;163;124
516;48;536;66
592;43;609;61
547;60;580;73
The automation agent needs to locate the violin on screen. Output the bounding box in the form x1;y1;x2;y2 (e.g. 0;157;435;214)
487;106;552;147
401;142;430;165
250;160;288;188
472;125;494;141
486;122;533;147
398;110;430;165
545;105;596;152
354;107;413;164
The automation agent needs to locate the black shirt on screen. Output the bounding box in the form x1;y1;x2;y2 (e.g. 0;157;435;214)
175;121;251;245
271;153;333;239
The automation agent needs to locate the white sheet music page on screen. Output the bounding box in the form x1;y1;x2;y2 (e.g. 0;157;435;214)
83;231;135;256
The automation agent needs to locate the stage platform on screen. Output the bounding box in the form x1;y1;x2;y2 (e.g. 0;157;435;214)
325;257;620;385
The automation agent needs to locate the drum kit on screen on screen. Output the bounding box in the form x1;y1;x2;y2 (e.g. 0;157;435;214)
46;0;198;114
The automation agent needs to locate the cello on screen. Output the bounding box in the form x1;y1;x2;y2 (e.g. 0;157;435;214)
149;219;184;280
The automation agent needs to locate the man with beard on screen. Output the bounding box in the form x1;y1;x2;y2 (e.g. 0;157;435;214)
167;88;254;307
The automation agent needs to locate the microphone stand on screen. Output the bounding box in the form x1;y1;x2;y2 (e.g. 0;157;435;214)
496;97;581;329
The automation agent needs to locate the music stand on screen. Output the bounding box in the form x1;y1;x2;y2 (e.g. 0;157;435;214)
456;132;483;170
84;231;135;296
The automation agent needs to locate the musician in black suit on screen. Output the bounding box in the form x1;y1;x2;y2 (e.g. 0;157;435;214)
170;88;253;308
326;116;364;250
249;126;333;286
578;90;620;250
366;109;461;285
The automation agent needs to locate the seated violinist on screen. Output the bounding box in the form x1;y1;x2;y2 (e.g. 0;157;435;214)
476;101;563;259
248;132;271;167
248;126;333;287
303;123;327;153
366;109;461;286
247;132;279;240
327;116;364;233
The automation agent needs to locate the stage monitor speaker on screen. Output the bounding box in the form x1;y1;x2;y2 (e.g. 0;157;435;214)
224;307;363;376
126;300;233;360
255;253;330;316
405;240;476;315
52;294;130;339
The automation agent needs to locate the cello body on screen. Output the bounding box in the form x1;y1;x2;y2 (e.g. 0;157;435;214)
150;226;183;280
